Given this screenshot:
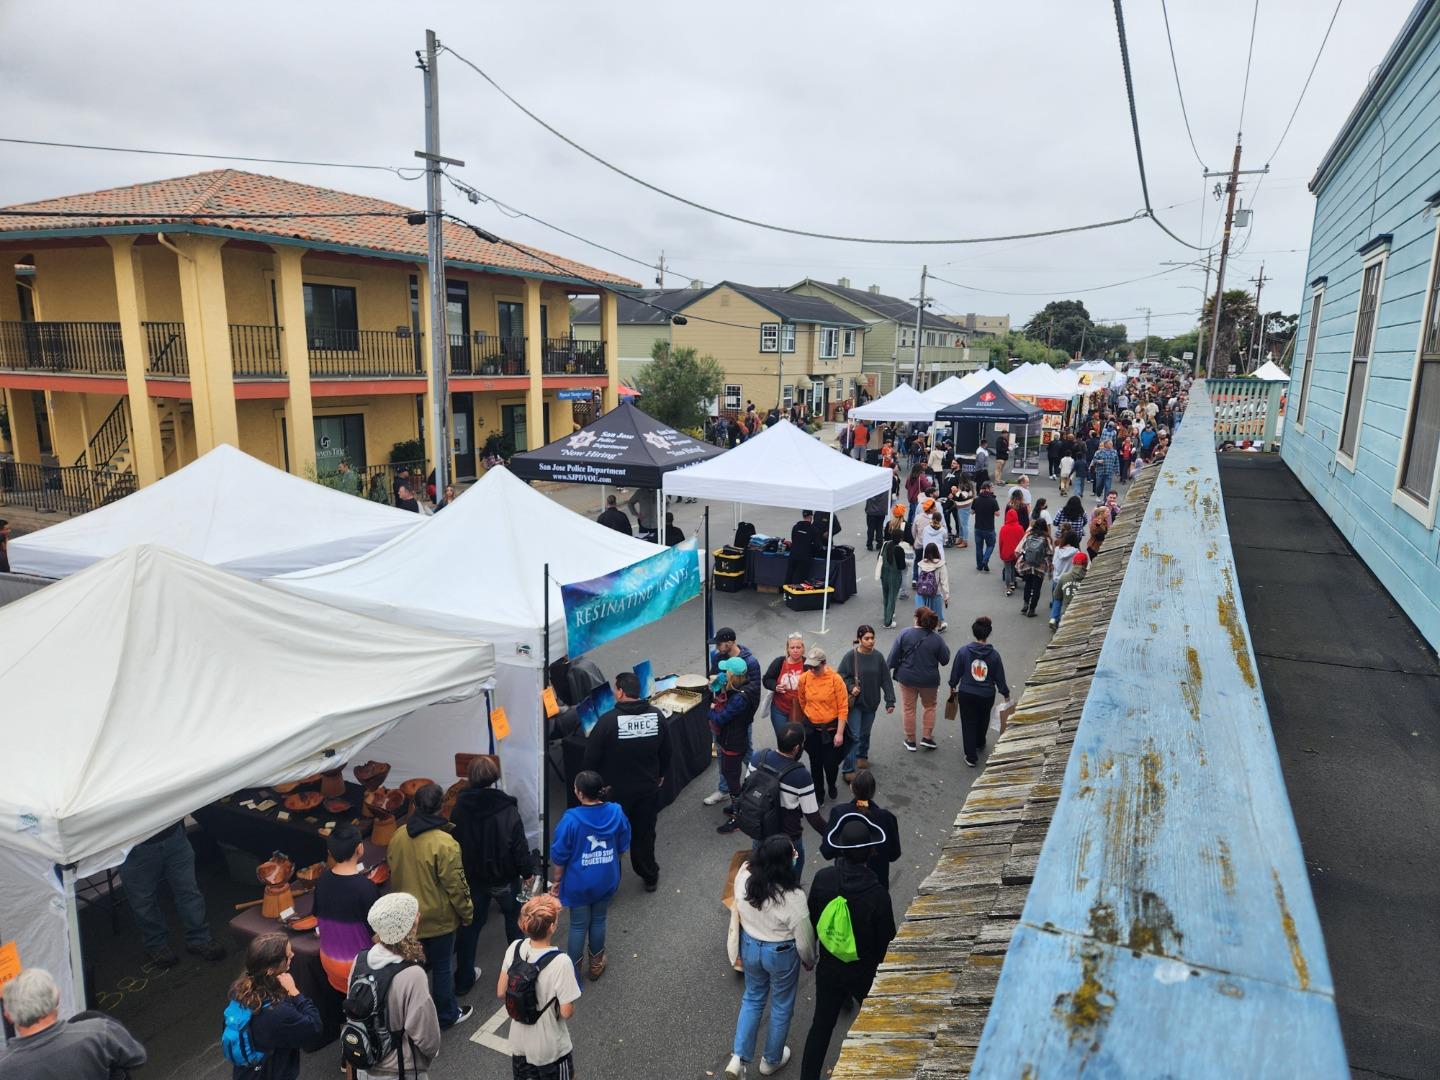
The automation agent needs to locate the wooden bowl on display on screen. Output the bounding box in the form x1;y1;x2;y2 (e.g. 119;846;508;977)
353;761;391;790
281;913;318;932
283;792;323;812
261;883;293;919
256;852;293;886
272;781;303;795
371;813;398;846
398;778;436;800
319;768;346;798
363;787;406;819
296;862;325;884
439;780;466;821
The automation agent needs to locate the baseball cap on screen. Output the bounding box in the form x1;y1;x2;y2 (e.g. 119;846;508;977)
1073;552;1089;567
710;627;737;644
719;657;748;677
804;646;827;668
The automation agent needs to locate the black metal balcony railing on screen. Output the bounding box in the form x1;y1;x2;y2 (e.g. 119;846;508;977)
144;321;188;377
0;321;126;375
449;334;527;377
542;337;606;376
308;328;423;379
0;460;137;515
230;324;287;378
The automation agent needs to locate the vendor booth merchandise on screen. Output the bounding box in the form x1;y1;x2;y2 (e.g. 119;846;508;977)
5;443;416;580
0;545;494;1020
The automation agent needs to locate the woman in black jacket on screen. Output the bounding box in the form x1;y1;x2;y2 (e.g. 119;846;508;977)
450;755;536;993
818;770;902;889
227;933;321;1080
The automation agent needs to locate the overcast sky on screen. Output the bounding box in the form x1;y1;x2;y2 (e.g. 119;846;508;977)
0;0;1418;344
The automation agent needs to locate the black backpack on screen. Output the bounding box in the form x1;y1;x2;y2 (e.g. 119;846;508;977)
340;954;419;1076
735;754;803;840
734;521;756;548
505;944;564;1025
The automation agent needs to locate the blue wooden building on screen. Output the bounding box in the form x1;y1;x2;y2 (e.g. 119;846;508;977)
1284;0;1440;651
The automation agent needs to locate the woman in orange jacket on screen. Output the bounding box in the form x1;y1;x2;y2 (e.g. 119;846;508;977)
794;646;850;804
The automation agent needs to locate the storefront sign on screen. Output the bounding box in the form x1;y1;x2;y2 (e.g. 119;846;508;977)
557;389;595;401
561;538;702;656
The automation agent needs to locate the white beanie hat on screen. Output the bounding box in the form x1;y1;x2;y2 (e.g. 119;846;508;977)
367;891;419;945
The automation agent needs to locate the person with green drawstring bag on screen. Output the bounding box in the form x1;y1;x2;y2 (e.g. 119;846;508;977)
799;813;897;1080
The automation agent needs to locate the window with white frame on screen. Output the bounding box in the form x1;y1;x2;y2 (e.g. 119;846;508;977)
1294;284;1324;428
760;323;779;352
1399;235;1440;507
724;383;742;410
820;327;839;359
843;329;856;355
781;323;796;352
900;328;913;348
1339;255;1385;463
783;384;794;408
925;331;936;347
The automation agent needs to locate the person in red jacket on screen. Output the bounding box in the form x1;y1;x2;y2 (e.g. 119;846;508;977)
997;508;1025;598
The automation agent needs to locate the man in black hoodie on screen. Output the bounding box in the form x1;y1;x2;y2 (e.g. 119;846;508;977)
585;671;671;891
801;813;898;1080
450;756;535;994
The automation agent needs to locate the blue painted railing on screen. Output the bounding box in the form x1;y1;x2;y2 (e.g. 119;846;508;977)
972;382;1346;1076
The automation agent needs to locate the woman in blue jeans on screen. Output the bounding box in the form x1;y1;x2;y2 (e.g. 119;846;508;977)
836;625;896;779
551;771;630;981
725;835;819;1079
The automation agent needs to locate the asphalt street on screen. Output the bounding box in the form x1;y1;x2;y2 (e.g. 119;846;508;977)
103;470;1069;1080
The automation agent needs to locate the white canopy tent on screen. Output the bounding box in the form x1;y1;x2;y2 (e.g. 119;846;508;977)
661;420;891;631
921;369;994;408
1076;359;1122;388
0;545;495;1017
1252;360;1291;381
850;382;938;423
271;466;659;845
1000;364;1083;399
7;443;418;580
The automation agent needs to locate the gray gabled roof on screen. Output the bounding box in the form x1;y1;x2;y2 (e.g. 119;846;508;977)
707;282;868;328
571;288;706;326
786;279;959;332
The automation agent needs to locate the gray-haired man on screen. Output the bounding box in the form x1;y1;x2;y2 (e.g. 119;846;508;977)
0;968;146;1079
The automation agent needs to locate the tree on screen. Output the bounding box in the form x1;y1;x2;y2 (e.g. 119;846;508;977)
980;331;1068;369
1022;300;1092;356
1087;323;1129;359
635;340;724;432
1259;311;1298;364
1200;289;1258;372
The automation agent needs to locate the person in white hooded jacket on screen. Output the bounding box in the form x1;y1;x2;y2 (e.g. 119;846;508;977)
352;892;442;1079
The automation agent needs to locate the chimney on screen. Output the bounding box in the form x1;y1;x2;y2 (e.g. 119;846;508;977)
689;279;704;289
837;277;851;289
868;284;881;295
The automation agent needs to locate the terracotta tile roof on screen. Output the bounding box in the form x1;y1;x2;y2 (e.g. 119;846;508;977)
0;169;639;289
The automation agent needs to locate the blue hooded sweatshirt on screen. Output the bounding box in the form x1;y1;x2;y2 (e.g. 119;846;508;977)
551;801;631;908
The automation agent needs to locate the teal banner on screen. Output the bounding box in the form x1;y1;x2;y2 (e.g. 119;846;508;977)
561;538;702;656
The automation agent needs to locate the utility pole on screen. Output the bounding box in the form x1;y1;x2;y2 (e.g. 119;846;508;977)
655;250;668;288
910;265;929;386
1247;263;1267;370
1194;252;1212;378
1141;306;1152;363
1047;316;1054;348
1204;143;1269;378
416;29;465;495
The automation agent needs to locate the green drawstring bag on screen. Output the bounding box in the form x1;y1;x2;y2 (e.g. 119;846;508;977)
817;895;858;963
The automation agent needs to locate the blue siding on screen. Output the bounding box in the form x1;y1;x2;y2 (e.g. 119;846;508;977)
1283;2;1440;651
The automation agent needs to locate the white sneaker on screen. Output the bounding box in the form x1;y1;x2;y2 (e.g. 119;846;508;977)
759;1046;791;1074
703;789;729;806
725;1052;747;1078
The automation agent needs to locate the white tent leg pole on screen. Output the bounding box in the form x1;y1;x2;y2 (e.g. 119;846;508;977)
600;483;606;514
656;489;663;543
732;502;737;532
820;526;834;634
62;864;86;1011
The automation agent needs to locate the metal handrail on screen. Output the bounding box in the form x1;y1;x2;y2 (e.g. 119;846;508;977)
309;328;423;378
73;399;130;469
541;336;605;375
230;324;287;378
143;321;188;377
0;321;126;375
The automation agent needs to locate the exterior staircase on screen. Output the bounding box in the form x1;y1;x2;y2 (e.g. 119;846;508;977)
72;399;186;507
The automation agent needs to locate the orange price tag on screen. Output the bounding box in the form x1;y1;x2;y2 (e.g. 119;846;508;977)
0;940;20;992
541;687;560;718
491;706;511;741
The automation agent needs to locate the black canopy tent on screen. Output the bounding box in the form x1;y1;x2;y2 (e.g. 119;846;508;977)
935;381;1043;472
508;400;724;533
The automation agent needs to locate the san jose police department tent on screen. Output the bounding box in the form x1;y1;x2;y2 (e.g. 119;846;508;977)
0;545;495;1018
507;400;723;488
7;443;417;580
271;465;659;844
935;380;1046;424
661;419;891;630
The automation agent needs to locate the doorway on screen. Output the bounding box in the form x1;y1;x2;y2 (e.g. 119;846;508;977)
501;403;527;456
447;280;471;374
452;392;475;479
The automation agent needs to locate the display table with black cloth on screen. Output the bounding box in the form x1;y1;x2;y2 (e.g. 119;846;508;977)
558;690;712;809
225;840;387;1050
745;547;856;602
193;781;374;868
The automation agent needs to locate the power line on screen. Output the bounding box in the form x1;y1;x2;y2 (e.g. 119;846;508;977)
1110;0;1211;251
0;208;409;220
1238;0;1262;137
928;264;1188;297
440;42;1150;247
0;135;425;179
1158;0;1209;171
1264;0;1344;165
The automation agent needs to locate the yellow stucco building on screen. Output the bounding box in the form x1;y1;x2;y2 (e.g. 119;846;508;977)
0;170;634;504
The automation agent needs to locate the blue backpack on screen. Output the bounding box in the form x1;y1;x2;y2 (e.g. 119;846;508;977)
221;998;267;1068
